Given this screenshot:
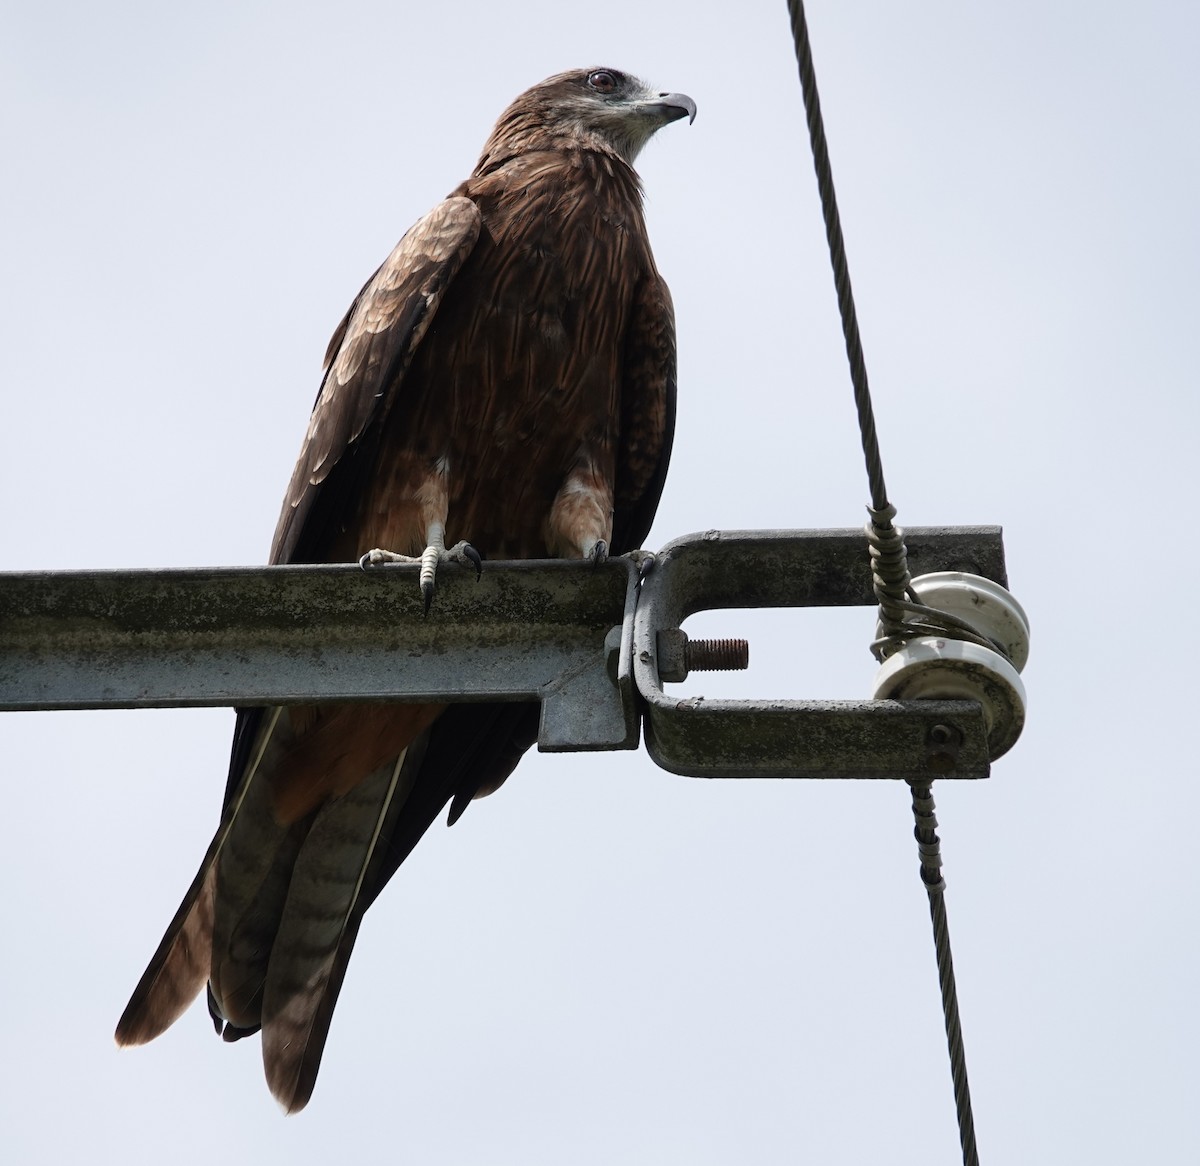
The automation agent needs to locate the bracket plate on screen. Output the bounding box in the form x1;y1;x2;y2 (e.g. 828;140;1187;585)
632;527;1007;780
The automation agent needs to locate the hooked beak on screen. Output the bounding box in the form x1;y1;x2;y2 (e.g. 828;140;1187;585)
649;91;697;126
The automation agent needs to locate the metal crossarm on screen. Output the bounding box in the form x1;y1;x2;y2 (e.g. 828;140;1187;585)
0;558;641;752
0;526;1006;778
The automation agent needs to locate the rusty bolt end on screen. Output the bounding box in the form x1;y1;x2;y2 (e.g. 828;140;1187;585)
685;638;750;672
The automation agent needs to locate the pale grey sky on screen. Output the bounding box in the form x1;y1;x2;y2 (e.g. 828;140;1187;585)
2;2;1196;1162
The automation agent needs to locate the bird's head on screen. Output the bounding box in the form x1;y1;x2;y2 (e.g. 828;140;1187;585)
478;68;696;170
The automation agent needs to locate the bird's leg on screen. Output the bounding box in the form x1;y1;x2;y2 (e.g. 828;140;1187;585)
359;460;481;613
361;523;482;612
546;461;613;565
420;522;482;611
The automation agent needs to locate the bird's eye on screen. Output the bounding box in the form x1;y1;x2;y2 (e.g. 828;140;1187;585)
588;70;617;93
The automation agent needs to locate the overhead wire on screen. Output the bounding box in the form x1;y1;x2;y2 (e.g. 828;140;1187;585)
784;4;982;1163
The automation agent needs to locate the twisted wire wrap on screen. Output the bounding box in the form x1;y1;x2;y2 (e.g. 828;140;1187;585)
865;508;1011;662
865;506;912;648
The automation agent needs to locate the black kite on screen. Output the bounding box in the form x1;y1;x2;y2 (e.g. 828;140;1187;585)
116;67;694;1112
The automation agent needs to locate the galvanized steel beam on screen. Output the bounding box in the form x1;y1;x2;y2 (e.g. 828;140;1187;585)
0;558;641;752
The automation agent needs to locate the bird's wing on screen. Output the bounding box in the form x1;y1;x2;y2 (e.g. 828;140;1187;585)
271;195;482;565
613;269;677;552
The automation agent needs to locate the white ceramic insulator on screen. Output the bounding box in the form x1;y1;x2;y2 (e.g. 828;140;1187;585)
908;571;1030;671
873;636;1027;759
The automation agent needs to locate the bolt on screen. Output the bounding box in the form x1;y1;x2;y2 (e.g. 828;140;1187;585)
685;638;749;672
655;631;750;683
925;723;961;774
928;723;957;746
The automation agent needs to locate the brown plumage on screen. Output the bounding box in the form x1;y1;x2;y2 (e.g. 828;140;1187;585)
115;67;693;1112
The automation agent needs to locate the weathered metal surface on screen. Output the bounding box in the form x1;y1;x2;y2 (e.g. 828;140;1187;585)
632;527;1007;780
0;558;641;751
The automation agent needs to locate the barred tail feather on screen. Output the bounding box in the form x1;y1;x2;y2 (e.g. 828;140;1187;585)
261;742;422;1112
116;708;284;1045
115;855;216;1046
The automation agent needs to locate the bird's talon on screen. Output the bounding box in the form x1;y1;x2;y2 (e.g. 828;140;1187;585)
463;544;483;580
360;548;410;569
589;540;609;566
623;549;656;580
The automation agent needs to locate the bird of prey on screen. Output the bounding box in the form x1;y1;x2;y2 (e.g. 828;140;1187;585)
115;67;694;1112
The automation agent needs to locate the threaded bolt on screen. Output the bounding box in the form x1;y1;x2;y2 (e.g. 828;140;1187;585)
655;630;750;683
685;637;749;672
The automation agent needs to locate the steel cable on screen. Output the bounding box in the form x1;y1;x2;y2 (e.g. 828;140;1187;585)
786;0;890;516
785;4;982;1162
910;782;980;1166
